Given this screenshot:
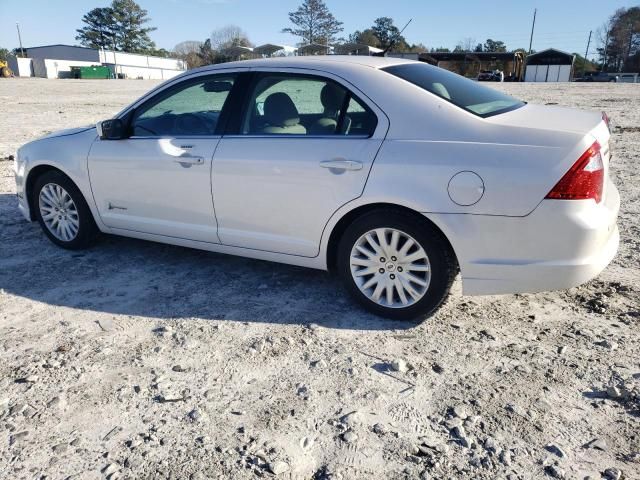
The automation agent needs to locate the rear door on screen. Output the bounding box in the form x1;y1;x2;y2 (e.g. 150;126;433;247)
211;69;389;257
88;72;241;243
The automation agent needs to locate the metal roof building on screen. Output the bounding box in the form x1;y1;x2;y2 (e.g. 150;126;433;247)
524;48;575;82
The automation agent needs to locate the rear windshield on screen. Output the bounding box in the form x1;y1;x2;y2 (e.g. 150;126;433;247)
383;63;525;117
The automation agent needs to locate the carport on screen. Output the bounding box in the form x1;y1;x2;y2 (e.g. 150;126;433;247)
524;48;575;82
219;46;254;61
297;43;330;56
333;43;383;56
253;44;285;58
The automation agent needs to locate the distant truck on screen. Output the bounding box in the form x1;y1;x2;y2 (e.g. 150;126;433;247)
577;72;619;82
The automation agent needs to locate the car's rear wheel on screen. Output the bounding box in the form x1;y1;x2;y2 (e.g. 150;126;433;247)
33;170;97;249
337;210;456;320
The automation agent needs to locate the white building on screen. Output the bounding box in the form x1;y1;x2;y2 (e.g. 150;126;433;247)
13;44;186;80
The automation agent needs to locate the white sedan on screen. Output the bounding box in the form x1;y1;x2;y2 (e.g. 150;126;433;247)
13;56;619;320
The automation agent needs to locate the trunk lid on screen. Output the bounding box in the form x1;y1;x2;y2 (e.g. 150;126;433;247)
486;104;603;136
487;104;611;159
486;103;613;205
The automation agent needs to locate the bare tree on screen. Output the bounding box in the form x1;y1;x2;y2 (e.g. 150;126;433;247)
173;41;204;69
461;37;476;52
597;7;640;72
174;41;203;56
210;25;253;51
595;21;613;69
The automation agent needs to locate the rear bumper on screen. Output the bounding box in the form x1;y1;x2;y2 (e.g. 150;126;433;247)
461;224;619;295
427;180;620;295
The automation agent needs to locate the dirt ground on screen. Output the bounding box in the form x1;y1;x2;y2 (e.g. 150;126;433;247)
0;78;638;480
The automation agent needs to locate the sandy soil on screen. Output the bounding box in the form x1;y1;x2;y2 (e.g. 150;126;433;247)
0;78;638;480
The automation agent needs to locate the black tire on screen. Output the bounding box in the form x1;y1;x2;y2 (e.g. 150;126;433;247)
33;170;98;250
337;209;457;321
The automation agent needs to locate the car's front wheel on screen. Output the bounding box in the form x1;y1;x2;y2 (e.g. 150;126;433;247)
337;210;457;320
33;170;97;249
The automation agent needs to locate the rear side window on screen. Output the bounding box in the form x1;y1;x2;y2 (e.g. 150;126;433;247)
383;63;525;117
241;73;377;137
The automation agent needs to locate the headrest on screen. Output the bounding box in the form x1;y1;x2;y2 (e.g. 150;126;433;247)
263;92;300;127
320;83;347;112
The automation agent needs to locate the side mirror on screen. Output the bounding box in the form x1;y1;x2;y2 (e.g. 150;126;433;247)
97;118;126;140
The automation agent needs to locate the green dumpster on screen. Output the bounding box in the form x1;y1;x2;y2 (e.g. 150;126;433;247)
70;65;111;79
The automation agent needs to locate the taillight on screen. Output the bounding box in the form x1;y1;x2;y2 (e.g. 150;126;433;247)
546;141;604;203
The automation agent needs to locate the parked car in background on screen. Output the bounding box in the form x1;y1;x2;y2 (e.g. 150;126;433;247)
578;72;619;82
618;73;639;83
478;70;499;81
14;56;619;320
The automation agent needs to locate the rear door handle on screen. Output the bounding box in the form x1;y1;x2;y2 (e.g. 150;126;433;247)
320;159;363;171
174;156;204;166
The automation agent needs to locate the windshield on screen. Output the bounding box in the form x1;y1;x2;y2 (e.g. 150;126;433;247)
383;63;525;117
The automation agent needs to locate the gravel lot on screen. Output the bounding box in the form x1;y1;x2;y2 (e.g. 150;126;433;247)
0;78;639;480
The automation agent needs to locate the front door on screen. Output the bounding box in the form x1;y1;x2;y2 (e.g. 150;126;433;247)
88;73;238;243
212;71;388;257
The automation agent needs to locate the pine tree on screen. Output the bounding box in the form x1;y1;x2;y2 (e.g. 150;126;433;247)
111;0;157;52
282;0;343;45
75;7;116;49
77;0;157;53
371;17;402;50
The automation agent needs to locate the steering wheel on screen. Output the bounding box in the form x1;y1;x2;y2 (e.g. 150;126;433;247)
174;113;211;135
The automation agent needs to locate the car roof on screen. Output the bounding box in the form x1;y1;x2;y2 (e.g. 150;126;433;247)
189;55;415;73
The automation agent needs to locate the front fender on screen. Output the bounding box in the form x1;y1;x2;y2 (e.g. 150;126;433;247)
20;129;108;231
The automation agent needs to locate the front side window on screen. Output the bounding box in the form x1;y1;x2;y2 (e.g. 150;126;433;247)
241;74;377;136
131;75;235;136
383;63;525;117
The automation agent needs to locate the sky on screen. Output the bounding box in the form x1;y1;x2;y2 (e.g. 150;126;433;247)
0;0;636;59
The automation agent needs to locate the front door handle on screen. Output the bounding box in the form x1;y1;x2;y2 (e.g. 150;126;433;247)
320;159;363;171
174;156;204;166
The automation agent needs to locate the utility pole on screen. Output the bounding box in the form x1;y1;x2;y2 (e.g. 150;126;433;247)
528;8;537;56
582;30;592;77
112;37;118;79
16;22;25;58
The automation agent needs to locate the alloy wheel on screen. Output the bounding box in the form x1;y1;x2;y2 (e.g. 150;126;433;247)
349;228;431;308
38;183;80;242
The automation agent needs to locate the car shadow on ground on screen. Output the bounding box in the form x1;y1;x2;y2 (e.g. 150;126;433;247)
0;194;415;331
